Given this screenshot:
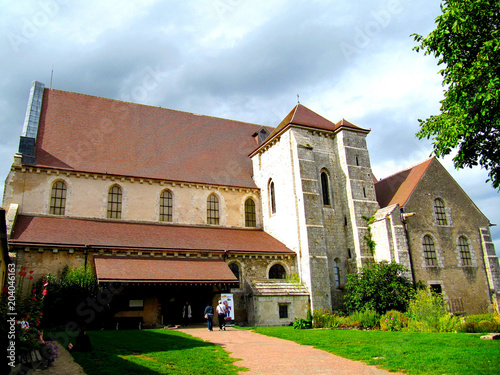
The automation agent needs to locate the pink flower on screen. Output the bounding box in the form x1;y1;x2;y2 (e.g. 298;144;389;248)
42;289;47;296
43;282;49;287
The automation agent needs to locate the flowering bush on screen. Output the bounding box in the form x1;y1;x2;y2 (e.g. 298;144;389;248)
380;310;409;331
1;267;58;365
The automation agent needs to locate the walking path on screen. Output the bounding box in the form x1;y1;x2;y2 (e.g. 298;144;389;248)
179;326;404;375
33;342;86;375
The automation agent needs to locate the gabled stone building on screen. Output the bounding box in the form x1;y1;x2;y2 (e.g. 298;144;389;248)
2;81;499;327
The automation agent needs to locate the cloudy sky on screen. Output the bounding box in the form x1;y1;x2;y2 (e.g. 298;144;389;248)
1;0;499;254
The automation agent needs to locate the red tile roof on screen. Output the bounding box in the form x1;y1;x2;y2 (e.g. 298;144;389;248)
10;215;294;254
32;89;266;188
94;256;238;284
251;104;368;156
375;158;434;208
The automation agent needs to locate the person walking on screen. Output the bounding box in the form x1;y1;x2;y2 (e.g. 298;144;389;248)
216;300;226;331
204;303;214;331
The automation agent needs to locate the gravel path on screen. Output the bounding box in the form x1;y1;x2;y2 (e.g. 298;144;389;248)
179;326;405;375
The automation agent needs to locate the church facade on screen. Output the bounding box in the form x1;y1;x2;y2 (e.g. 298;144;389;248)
2;81;499;327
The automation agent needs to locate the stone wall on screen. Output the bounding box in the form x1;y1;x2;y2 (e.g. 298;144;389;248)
404;159;498;314
3;166;262;229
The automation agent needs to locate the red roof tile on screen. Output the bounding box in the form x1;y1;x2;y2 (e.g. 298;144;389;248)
375;158;434;208
251;105;368;156
32;89;265;188
94;256;238;284
10;215;294;254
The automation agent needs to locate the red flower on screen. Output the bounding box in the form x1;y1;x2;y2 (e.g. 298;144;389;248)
32;289;37;294
42;289;47;296
32;296;37;301
29;270;34;274
22;267;27;271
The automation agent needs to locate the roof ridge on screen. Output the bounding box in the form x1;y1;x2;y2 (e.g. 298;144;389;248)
45;87;267;128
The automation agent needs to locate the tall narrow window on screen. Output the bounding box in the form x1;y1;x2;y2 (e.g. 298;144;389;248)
458;236;472;266
207;194;219;225
434;198;448;225
423;235;437;266
321;172;330;206
269;264;286;279
333;259;340;288
269;180;276;214
245;198;256;227
159;190;173;222
49;181;67;215
107;185;122;219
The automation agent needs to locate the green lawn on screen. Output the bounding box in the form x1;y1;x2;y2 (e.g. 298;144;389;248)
68;329;244;375
252;327;500;375
65;328;500;375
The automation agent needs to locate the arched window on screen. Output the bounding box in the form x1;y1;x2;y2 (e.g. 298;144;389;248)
207;194;219;225
245;198;256;227
269;264;286;279
269;180;276;215
159;190;173;222
107;185;122;219
423;235;437;266
458;236;472;266
229;263;240;281
434;198;447;225
333;258;340;288
321;172;331;206
49;180;67;215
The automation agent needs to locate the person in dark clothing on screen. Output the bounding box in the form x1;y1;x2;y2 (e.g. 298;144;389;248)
204;303;214;331
68;328;92;352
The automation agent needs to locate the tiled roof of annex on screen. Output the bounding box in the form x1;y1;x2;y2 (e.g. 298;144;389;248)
9;215;294;255
374;158;434;208
31;88;267;188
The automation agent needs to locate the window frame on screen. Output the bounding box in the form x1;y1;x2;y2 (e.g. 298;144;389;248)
49;180;67;216
458;236;472;266
159;189;173;222
207;194;220;225
269;263;286;279
269;179;276;215
107;185;123;219
423;234;438;266
320;171;331;206
244;198;257;227
434;198;448;225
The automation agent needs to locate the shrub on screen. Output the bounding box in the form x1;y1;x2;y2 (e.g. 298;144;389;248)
343;261;415;315
406;289;446;332
349;309;380;329
293;318;312;329
457;313;500;333
380;310;409;331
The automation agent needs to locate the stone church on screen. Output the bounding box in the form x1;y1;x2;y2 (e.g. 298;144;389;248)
3;81;499;327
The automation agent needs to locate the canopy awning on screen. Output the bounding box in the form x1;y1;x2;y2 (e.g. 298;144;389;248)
94;256;239;285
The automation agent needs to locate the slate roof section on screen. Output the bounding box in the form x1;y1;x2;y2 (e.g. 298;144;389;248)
9;215;294;255
30;88;266;188
247;279;309;296
94;256;239;284
375;158;434;208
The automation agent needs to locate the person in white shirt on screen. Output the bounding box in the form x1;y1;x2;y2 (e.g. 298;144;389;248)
216;300;226;330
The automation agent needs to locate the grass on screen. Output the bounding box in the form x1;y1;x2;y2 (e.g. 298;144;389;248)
251;326;500;375
66;329;244;375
